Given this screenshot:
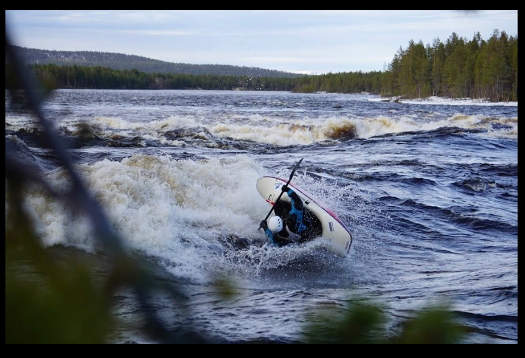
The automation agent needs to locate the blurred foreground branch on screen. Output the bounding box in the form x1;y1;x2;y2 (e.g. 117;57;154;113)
5;25;209;344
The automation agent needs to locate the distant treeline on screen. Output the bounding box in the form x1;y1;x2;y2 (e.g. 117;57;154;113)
25;64;298;91
7;29;517;101
293;71;383;94
25;63;382;94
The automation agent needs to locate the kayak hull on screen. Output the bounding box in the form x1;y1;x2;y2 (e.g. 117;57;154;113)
257;176;352;257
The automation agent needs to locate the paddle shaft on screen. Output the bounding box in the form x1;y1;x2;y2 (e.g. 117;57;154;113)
260;158;303;228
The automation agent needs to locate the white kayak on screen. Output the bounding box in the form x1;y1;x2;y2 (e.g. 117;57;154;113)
256;176;353;257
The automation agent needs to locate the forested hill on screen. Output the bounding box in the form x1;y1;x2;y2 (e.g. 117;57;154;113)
13;46;303;78
8;29;517;102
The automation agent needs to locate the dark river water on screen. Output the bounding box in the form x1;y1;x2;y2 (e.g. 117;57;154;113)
5;89;517;343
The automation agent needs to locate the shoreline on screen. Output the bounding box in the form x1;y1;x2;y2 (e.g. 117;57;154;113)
369;95;517;107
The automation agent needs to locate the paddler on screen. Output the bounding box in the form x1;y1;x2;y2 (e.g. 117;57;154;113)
260;184;321;246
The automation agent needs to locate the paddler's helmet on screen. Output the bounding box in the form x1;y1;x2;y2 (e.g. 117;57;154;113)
268;216;284;233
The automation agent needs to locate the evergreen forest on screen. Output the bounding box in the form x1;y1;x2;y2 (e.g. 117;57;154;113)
7;30;517;102
381;30;517;102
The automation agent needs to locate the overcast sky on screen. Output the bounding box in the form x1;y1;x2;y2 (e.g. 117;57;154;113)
5;10;518;74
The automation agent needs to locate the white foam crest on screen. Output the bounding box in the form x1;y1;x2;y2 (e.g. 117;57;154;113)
207;113;517;144
22;170;96;251
20;154;271;282
354;114;518;139
351;116;417;138
210;123;323;146
448;114;518;137
370;95;518;107
149;115;202;131
64;115;199;134
223;238;338;274
91;116;142;130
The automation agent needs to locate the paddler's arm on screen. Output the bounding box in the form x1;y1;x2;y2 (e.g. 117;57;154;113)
260;220;278;246
282;185;304;211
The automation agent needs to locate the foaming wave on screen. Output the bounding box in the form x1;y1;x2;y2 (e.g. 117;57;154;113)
20;154;273;283
17;152;356;282
58;114;411;146
221;237;343;276
16;111;516;151
351;114;517;139
448;114;518;138
209;114;517;144
209;118;360;145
